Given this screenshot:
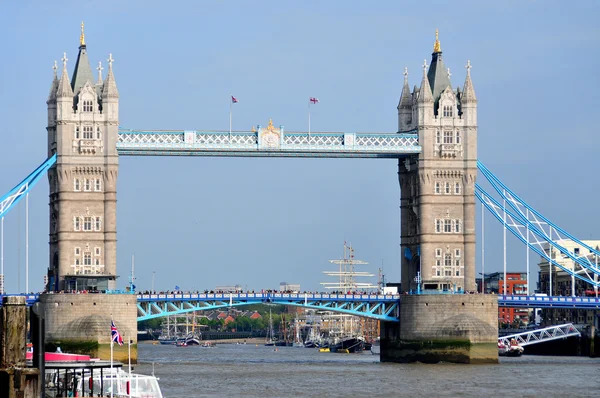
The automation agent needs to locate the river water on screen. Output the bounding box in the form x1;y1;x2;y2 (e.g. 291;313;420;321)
134;343;600;397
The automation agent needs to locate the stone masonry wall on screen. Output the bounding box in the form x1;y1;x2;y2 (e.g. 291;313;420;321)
40;294;137;362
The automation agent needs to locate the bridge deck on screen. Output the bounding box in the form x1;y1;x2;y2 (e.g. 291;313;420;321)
117;130;421;158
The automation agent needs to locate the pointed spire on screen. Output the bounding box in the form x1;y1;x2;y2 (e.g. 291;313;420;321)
427;29;451;106
47;61;59;102
80;21;86;47
102;53;119;98
433;29;441;53
462;60;477;102
398;66;411;108
71;23;94;94
97;61;104;85
418;59;433;103
56;52;74;97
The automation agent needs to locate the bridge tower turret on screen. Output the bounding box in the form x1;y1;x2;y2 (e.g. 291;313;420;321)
399;30;478;294
46;23;120;292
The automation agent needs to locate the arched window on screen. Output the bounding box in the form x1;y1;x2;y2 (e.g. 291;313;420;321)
96;127;101;139
94;217;101;231
75;126;80;139
95;179;102;191
454;182;461;195
74;179;80;191
83;100;93;112
84;179;91;191
456;131;461;144
443;105;453;117
74;217;81;231
83;126;93;139
83;217;93;231
454;219;462;233
445;182;450;194
444;254;452;267
436;130;441;144
434;182;441;194
435;219;442;233
444;219;452;233
84;252;92;265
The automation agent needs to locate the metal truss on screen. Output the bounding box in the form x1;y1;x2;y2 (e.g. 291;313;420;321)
478;161;600;275
498;323;580;347
0;155;57;219
476;187;599;287
117;130;420;158
498;294;600;309
476;183;600;288
136;293;400;322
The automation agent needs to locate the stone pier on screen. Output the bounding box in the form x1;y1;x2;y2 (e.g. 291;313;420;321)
381;295;498;364
40;294;137;363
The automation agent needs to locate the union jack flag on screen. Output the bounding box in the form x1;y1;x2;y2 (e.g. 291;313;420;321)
231;95;239;103
111;320;123;346
309;97;319;104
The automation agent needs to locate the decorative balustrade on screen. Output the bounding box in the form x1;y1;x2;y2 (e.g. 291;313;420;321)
117;128;420;158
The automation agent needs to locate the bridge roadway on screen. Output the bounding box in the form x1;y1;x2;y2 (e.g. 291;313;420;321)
2;293;599;322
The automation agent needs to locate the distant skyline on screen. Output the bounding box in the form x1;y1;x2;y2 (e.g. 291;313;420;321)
0;1;599;293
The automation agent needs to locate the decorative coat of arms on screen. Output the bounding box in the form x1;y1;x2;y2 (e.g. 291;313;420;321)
259;119;281;149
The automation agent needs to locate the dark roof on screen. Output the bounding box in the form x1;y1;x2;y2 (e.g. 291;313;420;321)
427;51;451;110
71;45;94;95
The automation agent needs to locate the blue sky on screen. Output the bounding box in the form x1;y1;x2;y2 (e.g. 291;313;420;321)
0;1;598;293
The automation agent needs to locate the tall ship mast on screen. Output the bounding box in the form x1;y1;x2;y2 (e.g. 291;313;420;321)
320;242;378;292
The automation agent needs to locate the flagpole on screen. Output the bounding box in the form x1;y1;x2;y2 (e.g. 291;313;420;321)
128;338;132;397
229;94;232;142
110;338;114;398
308;100;311;138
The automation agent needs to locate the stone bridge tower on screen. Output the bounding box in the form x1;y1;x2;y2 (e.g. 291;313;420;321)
46;24;119;292
398;31;478;293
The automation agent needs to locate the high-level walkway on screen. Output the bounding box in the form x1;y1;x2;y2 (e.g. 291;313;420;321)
117;128;420;158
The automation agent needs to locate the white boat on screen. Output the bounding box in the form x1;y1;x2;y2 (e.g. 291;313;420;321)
38;347;163;398
370;338;380;355
498;339;524;357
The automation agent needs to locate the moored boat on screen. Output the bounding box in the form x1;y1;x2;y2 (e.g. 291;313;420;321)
329;337;364;353
370;338;380;355
498;339;524;357
30;347;163;397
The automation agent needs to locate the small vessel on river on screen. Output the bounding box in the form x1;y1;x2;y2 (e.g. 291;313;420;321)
29;347;163;397
498;339;524;357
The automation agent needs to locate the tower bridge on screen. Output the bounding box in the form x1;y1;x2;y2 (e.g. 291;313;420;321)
1;27;599;364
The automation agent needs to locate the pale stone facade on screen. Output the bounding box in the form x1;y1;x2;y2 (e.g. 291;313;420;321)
399;35;478;293
46;35;119;291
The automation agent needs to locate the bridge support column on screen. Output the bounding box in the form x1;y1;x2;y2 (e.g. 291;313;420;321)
40;294;137;363
381;295;498;364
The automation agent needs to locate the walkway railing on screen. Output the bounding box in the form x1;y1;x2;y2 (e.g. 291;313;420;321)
498;323;581;347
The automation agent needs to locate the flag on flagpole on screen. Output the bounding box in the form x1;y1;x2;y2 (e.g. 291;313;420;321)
111;320;124;346
309;97;319;104
231;95;239;103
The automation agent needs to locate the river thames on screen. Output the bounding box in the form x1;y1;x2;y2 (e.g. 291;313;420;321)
134;343;600;397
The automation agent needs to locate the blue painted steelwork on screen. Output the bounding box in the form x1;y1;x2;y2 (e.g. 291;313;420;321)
476;162;600;287
2;293;598;314
0;294;41;306
475;186;600;287
0;154;57;219
116;129;420;158
136;293;401;322
478;161;600;266
498;295;600;309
